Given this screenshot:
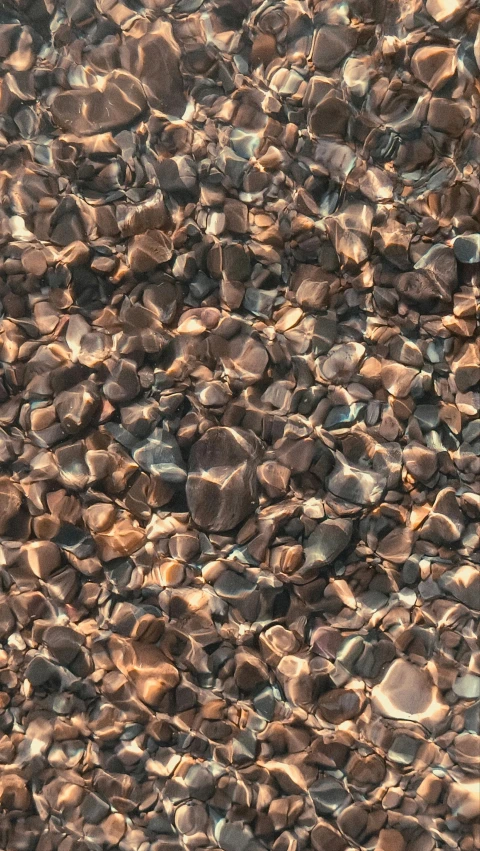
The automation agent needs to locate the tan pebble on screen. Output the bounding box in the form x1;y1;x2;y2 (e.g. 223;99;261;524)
417;774;443;804
21;249;48;276
375;828;406;851
18;540;61;579
159;559;185;586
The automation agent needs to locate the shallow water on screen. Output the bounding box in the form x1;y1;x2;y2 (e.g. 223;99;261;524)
0;1;479;849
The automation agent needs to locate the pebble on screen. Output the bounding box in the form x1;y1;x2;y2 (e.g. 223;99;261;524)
51;71;147;135
186;427;262;532
303;519;353;570
453;234;480;264
372;659;449;730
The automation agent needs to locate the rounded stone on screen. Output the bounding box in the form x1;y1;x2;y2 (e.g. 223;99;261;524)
186;427;263;531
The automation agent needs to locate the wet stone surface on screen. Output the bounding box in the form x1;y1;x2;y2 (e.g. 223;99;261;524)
0;1;479;851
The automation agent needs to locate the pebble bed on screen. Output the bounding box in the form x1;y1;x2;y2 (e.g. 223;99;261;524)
0;1;479;851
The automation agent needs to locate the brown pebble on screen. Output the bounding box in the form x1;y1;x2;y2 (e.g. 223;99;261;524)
21;249;47;277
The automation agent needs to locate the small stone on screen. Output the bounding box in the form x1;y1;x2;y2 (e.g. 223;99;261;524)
0;477;22;534
81;792;110;824
186;427;262;531
447;779;480;819
274;437;316;474
134;427;186;484
381;363;418;398
104;360;140;404
327;455;386;506
453;674;480;699
310;777;351;815
411;46;457;91
303;519;353;569
0;775;30;811
347;754;386;789
311;821;347;851
218;821;254;851
21;249;48;276
428;97;467;136
376;527;415;564
123;27;186;116
421;488;465;544
117;195;169;238
453;342;480;392
417;774;443;804
51;71;147;135
395;269;451;305
310;94;351;138
375;829;406;851
43;625;84;665
319;343;365;384
52;524;96;559
387;734;419;765
426;0;464;25
18;541;61;579
372;659;448;729
312;26;357;71
403;443;438;483
317;689;363;723
55;381;100;435
25;656;61;687
58;241;90;267
257;461;291;498
453;234;480;263
224;199;248;233
110;638;179;708
128;230;173;272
